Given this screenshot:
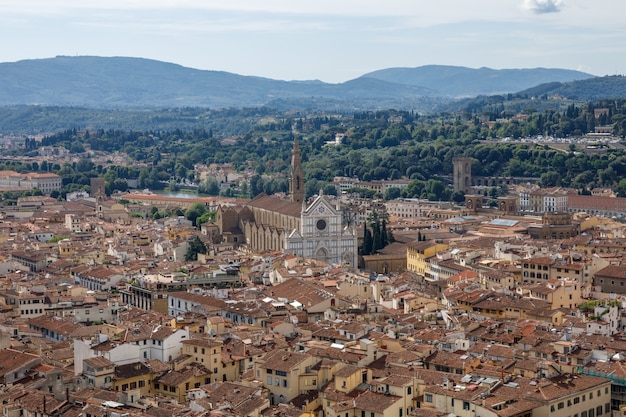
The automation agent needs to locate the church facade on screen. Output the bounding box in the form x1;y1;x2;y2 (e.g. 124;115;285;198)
215;137;357;266
285;193;358;266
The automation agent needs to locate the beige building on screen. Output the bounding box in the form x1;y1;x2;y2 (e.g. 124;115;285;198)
82;356;115;389
522;279;583;309
520;187;569;212
424;374;611;417
254;349;319;405
521;256;584;284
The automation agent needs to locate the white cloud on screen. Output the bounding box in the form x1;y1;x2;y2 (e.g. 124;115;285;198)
522;0;564;14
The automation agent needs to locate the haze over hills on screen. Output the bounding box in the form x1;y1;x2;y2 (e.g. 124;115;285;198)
0;56;599;111
360;65;594;97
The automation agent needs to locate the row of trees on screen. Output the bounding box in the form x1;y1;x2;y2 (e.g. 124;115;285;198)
362;211;394;256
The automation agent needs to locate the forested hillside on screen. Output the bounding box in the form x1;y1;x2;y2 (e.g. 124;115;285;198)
4;98;626;205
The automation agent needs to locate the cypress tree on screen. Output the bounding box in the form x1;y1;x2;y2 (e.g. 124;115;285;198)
363;228;373;255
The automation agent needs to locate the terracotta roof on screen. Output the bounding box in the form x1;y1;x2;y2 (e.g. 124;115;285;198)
0;349;40;373
259;349;311;372
157;363;212;386
84;356;116;369
595;264;626;279
247;193;302;218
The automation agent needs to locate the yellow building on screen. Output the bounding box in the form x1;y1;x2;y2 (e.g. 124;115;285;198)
181;337;238;383
206;316;229;335
407;241;448;278
154;362;212;403
334;364;371;393
254;349;318;405
170;314;205;333
112;360;170;398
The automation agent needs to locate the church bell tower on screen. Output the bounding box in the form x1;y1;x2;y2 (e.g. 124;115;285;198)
290;136;305;204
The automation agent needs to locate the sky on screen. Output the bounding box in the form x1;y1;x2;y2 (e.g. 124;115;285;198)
0;0;624;83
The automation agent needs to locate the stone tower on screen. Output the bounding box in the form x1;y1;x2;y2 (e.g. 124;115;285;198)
290;136;305;204
90;177;106;219
453;157;472;194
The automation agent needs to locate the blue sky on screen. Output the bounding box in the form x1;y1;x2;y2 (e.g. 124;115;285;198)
1;0;624;83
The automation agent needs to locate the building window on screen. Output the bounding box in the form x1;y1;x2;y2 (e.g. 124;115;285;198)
463;402;470;410
425;394;433;403
558;402;564;410
267;376;272;385
283;379;288;388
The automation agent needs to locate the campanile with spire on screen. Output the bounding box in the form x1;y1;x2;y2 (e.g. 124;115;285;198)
290;136;305;204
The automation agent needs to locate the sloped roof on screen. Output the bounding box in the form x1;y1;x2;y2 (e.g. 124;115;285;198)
247;193;302;218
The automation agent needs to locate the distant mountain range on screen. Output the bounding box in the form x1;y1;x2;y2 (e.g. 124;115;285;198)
360;65;593;97
0;56;606;111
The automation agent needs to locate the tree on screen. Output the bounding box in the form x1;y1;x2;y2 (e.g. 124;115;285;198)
196;210;216;226
185;202;207;226
451;190;465;203
199;178;220;195
185;236;207;261
363;228;373;256
383;187;402;201
615;178;626;197
539;171;561;187
381;219;389;247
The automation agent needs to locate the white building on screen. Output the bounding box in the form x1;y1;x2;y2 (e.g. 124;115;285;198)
0;171;62;193
385;198;423;219
586;305;619;336
285;193;358;267
73;326;189;374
